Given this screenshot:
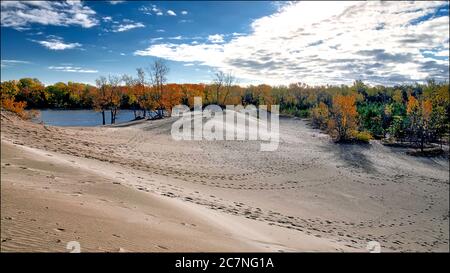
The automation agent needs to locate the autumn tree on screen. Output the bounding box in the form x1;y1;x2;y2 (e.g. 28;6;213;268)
225;85;244;106
424;82;449;146
108;75;122;124
135;67;159;118
134;68;150;117
162;84;183;116
16;78;46;108
45;82;68;108
0;80;19;100
67;81;83;107
181;84;206;108
148;59;169;118
0;80;27;118
406;95;433;151
121;74;139;119
94;76;109;125
310;102;330;130
221;72;236;106
212;71;235;106
212;71;225;105
328;94;358;141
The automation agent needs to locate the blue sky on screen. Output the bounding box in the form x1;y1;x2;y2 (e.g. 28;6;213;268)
1;1;449;86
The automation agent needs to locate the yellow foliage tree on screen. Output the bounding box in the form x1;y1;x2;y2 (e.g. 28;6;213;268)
406;95;433;151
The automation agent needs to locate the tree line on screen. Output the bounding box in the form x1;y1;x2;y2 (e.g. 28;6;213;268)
308;79;449;151
1;60;449;150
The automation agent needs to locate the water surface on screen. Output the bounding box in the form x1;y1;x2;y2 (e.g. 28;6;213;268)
31;109;138;127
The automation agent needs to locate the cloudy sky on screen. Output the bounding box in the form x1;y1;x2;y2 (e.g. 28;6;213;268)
1;1;449;86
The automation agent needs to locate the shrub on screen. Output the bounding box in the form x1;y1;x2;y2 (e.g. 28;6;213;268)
298;109;309;118
1;98;28;118
310;102;329;129
355;131;372;143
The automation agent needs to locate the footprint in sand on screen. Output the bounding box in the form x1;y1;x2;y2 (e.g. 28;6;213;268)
181;222;197;227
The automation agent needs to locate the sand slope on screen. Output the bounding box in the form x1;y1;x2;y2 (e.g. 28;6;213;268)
1;111;448;252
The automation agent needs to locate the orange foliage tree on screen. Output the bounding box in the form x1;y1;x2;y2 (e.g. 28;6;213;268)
328;94;358;141
0;80;27;118
148;59;169;117
162;84;183;116
181;84;206;108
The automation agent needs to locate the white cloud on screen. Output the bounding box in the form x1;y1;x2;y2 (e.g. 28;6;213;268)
167;10;177;16
109;1;125;5
33;37;81;50
181;11;188;15
208;34;224;43
150;37;164;43
1;59;31;68
26;31;44;36
48;66;98;73
1;60;30;64
102;16;112;22
156;29;165;32
140;5;179;17
140;4;166;16
139;6;152;15
113;22;145;32
1;1;98;30
152;5;161;13
134;1;449;85
135;43;224;66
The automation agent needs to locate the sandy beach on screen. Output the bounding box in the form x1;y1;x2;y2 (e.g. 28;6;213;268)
1;111;448;252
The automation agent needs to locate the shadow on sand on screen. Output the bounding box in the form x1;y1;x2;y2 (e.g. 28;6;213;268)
331;142;376;173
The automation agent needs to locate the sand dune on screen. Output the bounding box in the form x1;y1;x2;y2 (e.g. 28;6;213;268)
1;111;448;252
